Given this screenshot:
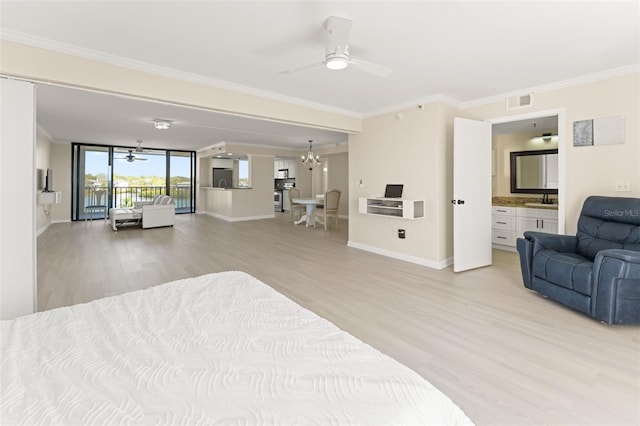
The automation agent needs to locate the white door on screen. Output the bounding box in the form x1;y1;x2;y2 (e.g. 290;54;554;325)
453;118;492;272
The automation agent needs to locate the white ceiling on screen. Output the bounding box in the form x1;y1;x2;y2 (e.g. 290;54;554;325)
1;1;638;151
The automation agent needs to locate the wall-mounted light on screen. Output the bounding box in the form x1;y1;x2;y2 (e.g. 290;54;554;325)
531;132;558;143
154;119;171;130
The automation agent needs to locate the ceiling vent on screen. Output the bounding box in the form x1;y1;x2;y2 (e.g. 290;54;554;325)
506;93;533;110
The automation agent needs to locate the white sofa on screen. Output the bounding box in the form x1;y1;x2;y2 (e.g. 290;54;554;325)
110;195;175;231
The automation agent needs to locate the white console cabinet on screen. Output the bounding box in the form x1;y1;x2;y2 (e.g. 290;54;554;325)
358;198;424;219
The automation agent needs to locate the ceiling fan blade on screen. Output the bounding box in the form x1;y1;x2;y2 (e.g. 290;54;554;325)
279;61;325;75
325;16;352;56
349;57;393;77
135;158;147;161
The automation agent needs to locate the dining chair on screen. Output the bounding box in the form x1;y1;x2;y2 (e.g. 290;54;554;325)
288;188;306;223
314;189;341;231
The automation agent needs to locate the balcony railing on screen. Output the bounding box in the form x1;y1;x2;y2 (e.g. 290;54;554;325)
82;185;193;218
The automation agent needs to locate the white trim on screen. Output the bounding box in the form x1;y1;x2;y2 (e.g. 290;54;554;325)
486;107;566;235
347;241;451;270
460;64;639;110
51;219;71;224
201;211;275;222
1;29;362;119
3;29;636;121
36;222;51;237
363;94;460;118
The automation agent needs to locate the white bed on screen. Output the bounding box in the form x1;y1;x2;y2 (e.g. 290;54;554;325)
1;271;473;425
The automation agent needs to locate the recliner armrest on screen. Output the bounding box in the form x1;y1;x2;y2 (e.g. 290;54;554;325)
523;231;577;255
592;249;640;324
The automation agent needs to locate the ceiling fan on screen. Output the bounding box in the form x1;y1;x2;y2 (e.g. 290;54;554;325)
115;141;147;162
280;16;393;77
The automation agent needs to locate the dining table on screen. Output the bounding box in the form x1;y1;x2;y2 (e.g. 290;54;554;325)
292;197;324;227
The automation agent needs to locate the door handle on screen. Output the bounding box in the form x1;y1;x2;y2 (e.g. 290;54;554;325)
451;199;465;205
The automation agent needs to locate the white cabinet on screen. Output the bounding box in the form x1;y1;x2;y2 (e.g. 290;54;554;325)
358;198;424;219
492;206;558;250
516;208;558;236
492;206;516;247
274;159;297;178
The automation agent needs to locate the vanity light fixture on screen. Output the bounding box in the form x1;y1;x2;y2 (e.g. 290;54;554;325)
301;140;321;168
154;119;171;130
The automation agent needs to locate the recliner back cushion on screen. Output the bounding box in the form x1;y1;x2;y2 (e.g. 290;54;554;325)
576;196;640;261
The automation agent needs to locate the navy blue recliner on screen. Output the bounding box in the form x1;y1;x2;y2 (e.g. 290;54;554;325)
517;196;640;324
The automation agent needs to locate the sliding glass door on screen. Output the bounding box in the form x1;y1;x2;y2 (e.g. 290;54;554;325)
112;147;166;209
72;144;196;220
72;145;111;221
169;151;196;214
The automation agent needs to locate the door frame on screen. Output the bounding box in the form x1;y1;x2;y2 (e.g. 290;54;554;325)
487;108;566;234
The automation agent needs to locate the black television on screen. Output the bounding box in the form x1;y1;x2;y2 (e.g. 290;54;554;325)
44;168;53;192
384;184;403;198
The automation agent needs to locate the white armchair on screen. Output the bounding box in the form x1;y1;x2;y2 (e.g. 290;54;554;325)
111;195;176;231
135;195;175;229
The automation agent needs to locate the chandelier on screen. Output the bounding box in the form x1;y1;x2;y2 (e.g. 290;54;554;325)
300;140;321;169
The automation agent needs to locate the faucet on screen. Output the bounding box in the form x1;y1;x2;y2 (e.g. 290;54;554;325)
218;179;227;188
541;193;553;204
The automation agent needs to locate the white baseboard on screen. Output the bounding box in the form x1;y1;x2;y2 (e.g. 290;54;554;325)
36;222;51;237
52;219;71;223
347;241;452;270
202;211;275;222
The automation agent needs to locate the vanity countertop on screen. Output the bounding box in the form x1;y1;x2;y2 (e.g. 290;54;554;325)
492;196;558;210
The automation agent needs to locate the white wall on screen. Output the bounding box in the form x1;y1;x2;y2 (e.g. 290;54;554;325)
349;102;452;268
466;73;639;235
326;152;349;216
50;142;71;222
1;78;36;320
0;40;361;135
35;127;52;235
348;72;639;267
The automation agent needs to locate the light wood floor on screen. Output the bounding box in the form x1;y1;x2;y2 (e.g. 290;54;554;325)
37;213;640;425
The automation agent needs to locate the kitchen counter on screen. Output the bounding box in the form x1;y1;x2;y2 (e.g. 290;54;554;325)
200;186;252;190
492;196;558;210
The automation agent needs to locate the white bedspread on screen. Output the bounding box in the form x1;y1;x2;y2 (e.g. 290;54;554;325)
1;271;473;425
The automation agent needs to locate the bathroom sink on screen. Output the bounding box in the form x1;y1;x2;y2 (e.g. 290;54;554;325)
525;202;557;208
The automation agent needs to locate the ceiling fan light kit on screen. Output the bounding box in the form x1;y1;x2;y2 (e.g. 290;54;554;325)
280;16;392;77
325;53;349;70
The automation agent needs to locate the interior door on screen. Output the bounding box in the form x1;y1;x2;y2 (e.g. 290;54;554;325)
453;118;492;272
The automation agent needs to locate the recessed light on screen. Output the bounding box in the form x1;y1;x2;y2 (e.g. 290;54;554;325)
154;119;171;130
226;153;233;156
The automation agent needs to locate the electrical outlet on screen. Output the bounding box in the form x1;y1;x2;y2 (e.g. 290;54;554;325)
615;181;631;192
398;229;405;239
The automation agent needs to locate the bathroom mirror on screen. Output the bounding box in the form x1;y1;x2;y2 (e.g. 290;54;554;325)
510;149;559;194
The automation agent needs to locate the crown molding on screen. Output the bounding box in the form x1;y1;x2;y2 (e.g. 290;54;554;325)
0;29;363;119
362;93;460;118
3;30;637;121
459;64;640;110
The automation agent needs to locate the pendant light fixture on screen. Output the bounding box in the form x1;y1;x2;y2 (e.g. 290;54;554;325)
301;140;321;169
